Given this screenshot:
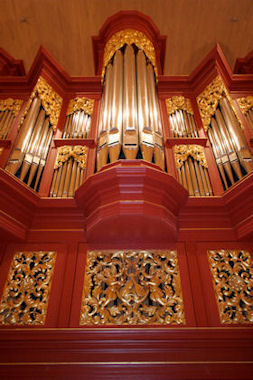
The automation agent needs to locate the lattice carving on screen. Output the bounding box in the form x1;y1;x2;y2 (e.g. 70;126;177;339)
237;96;253;114
67;97;94;116
166;96;193;115
102;29;157;79
197;76;242;131
54;145;87;169
0;98;23;116
0;251;56;325
208;249;253;324
19;77;62;130
80;250;185;325
174;145;208;168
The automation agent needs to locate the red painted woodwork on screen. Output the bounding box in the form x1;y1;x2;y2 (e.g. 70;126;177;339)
0;139;11;148
0;12;253;379
234;49;253;74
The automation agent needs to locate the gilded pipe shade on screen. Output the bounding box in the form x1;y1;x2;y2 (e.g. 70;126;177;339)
80;250;185;325
208;249;253;324
97;41;164;172
0;251;56;325
0;98;23;139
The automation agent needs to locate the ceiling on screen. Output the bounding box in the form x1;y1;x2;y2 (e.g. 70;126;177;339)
1;0;253;77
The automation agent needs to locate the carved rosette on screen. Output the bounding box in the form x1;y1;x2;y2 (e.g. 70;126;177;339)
166;96;193;115
55;145;88;169
174;145;208;168
67;97;94;116
19;77;62;130
80;250;185;325
102;29;157;79
208;249;253;324
197;76;242;131
237;96;253;114
0;98;23;116
0;251;56;325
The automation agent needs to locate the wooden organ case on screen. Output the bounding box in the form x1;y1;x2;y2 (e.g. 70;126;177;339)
0;11;252;379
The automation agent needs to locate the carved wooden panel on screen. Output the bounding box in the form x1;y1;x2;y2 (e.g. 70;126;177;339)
80;250;185;325
208;249;253;324
0;251;56;325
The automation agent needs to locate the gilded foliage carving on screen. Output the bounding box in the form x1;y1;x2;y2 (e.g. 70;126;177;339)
166;96;193;115
20;77;62;130
237;96;253;114
197;76;242;131
67;97;94;116
103;29;157;79
0;98;23;116
80;250;185;325
0;251;56;325
174;145;208;168
55;145;88;169
208;249;253;324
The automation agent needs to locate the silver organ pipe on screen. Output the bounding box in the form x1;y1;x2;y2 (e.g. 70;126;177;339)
63;110;91;139
207;96;253;190
97;44;165;171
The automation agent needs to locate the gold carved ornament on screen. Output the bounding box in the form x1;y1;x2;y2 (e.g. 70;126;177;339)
208;249;253;324
0;251;56;325
67;97;94;116
80;250;185;325
197;76;242;131
166;96;193;115
55;145;88;169
102;29;157;79
174;145;208;168
0;98;23;116
19;77;62;130
237;96;253;114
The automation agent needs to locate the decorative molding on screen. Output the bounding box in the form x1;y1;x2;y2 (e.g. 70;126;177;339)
67;97;94;116
80;250;185;325
166;96;193;115
173;145;208;168
0;98;23;116
0;251;56;325
197;76;242;131
55;145;88;169
237;96;253;115
208;249;253;324
102;29;157;79
19;76;62;130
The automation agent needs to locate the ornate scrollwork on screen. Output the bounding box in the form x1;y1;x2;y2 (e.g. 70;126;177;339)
208;249;253;324
102;29;157;79
0;251;56;325
166;96;193;115
55;145;87;169
80;250;185;325
19;77;62;130
197;76;242;131
0;98;23;116
67;97;94;116
237;96;253;114
174;145;208;168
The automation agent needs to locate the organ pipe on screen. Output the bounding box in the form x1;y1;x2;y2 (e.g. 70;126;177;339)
166;97;198;138
97;43;164;171
63;110;92;139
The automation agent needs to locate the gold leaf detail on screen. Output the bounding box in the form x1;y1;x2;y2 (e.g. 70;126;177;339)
102;29;157;79
0;98;23;116
19;77;62;130
80;250;185;325
174;145;208;168
237;96;253;114
208;249;253;324
0;251;56;325
166;96;193;115
197;76;242;131
55;145;88;169
67;97;94;116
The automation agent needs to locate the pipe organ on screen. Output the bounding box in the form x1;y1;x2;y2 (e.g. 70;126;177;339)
0;12;253;377
97;43;164;171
